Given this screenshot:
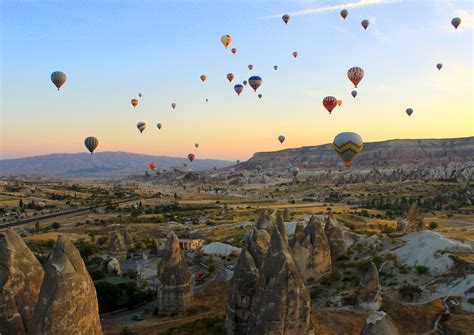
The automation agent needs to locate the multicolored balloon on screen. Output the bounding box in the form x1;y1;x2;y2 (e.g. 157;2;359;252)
351;90;358;98
234;84;244;96
51;71;67;91
361;19;369;30
323;96;338;114
347;67;364;88
188;153;195;162
200;75;207;82
436;63;443;70
333;132;364;167
340;9;348;20
227;73;234;83
157;123;163;129
137;122;146;133
282;14;290;24
406;108;413;116
231;48;237;55
84;137;99;154
220;34;232;48
131;99;139;108
278;135;285;144
248;76;262;92
171;103;176;109
451;17;461;29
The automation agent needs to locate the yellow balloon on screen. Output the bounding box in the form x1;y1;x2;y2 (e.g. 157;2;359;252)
337;99;343;106
220;34;232;48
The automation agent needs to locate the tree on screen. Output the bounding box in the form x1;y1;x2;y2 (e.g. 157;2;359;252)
19;199;24;208
51;222;61;230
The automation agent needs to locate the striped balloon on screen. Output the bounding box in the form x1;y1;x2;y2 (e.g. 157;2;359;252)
137;122;146;133
234;84;244;96
50;71;67;91
323;96;338;114
347;67;364;88
248;76;262;92
333;132;364;167
84;137;99;154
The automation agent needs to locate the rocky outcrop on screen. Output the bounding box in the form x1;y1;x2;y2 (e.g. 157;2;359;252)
247;228;270;269
124;228;134;249
290;216;332;282
324;215;346;262
283;208;290;221
226;248;260;335
108;231;128;259
276;213;287;243
0;229;44;335
360;311;400;335
29;235;102;335
247;228;312;335
256;210;272;230
107;257;121;275
157;231;193;314
357;262;382;311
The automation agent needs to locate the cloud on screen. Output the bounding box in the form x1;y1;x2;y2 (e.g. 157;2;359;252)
269;0;401;18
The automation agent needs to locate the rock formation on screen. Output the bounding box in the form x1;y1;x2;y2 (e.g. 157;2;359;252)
247;228;270;269
357;262;382;311
157;231;193;314
290;216;332;282
124;228;134;249
360;311;400;335
324;215;347;262
226;248;260;334
247;228;313;335
256;210;272;230
107;257;121;275
29;235;102;335
283;208;290;221
276;213;287;243
0;229;44;335
108;230;128;259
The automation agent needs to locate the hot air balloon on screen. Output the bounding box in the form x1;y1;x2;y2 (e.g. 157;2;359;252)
234;84;244;96
278;135;285;144
340;9;348;19
451;17;461;29
227;73;234;83
149;162;157;171
347;67;364;88
188;153;195;162
274;65;278;70
243;80;248;86
131;99;139;108
436;63;443;70
137;122;146;133
220;34;232;48
333;132;364;167
258;94;262;99
406;108;413;116
282;14;290;24
337;99;343;106
290;166;300;178
138;92;142;98
337;162;344;171
323;96;338;114
231;48;237;55
206;98;208;102
84;137;99;154
248;76;262;92
351;90;358;98
302;161;308;168
157;123;163;129
200;75;207;82
248;64;254;70
171;103;176;109
292;51;298;58
361;19;369;30
50;71;67;90
195;143;199;148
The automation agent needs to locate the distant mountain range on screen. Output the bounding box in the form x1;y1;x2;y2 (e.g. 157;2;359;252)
239;137;474;170
0;152;234;178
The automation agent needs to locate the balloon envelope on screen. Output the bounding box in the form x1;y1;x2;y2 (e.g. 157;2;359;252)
333;132;364;167
436;63;443;70
234;84;244;95
84;137;99;154
149;162;157;171
243;80;248;86
278;135;285;144
194;143;199;148
248;64;254;70
361;19;369;30
282;14;290;24
248;76;262;92
292;51;298;58
337;99;343;106
227;73;234;82
137;122;146;133
290;166;300;177
200;75;207;82
51;71;67;90
351;90;358;98
451;17;461;29
274;65;278;70
220;34;232;48
340;9;348;19
157;123;163;129
188;153;195;162
231;48;237;55
347;67;364;88
406;108;414;116
138;92;142;98
171;103;176;109
323;96;338;114
131;99;139;108
258;94;262;99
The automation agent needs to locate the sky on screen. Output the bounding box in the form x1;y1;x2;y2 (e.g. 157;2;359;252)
1;0;473;161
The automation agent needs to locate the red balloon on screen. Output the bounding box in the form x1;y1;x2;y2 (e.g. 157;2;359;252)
323;96;338;114
188;153;195;162
227;73;234;83
347;67;364;88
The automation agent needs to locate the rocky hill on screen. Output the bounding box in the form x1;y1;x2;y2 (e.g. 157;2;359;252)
0;152;233;178
238;137;474;170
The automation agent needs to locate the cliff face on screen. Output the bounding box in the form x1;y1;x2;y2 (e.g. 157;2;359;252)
239;137;474;170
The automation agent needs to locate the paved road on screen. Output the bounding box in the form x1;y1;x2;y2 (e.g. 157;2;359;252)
101;267;228;326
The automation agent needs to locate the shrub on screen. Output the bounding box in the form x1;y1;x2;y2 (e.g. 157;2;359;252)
399;284;422;300
415;266;429;275
429;222;438;230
